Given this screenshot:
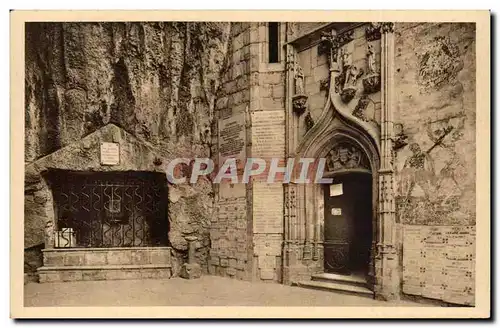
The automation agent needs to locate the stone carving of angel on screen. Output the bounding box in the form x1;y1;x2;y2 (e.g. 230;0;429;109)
344;65;361;89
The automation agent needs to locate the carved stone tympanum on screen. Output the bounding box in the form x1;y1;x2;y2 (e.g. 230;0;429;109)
325;142;370;172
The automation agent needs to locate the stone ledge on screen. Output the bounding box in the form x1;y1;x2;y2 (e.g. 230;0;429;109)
38;265;172;283
42;246;171;252
43;247;172;267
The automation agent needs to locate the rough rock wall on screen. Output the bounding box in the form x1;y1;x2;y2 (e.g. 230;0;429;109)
25;22;232;273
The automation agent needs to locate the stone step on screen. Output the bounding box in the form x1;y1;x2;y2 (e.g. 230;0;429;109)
311;272;368;288
37;264;172;283
293;280;374;298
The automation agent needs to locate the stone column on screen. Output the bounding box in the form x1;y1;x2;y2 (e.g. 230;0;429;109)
375;22;400;300
283;23;300;283
180;236;202;279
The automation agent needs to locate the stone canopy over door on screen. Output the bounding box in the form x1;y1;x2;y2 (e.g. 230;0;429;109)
283;21;399;300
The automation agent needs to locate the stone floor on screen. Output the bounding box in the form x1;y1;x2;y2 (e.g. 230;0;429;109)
24;275;434;307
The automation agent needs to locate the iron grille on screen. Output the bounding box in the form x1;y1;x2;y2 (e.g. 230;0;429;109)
48;170;169;248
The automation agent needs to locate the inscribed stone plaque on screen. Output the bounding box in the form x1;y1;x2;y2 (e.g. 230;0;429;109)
402;225;476;305
258;255;276;269
251;110;285;162
253;234;282;256
100;142;120;165
219;112;246;160
253;183;283;233
218;112;246;198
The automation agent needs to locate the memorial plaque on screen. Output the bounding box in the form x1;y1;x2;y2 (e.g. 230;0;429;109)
254;234;282;256
219;112;246;160
258;255;276;269
218;112;246;199
253;182;283;233
100;142;120;165
402;225;476;305
251;110;285;162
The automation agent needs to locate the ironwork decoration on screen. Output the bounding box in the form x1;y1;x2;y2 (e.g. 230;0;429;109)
49;170;168;248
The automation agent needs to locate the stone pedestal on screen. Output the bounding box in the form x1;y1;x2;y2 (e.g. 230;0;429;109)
180;236;202;279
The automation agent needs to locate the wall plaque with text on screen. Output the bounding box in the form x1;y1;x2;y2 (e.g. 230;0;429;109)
100;142;120;166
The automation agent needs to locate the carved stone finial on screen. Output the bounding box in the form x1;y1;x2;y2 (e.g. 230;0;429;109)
365;22;394;41
318;29;354;68
365;23;382;41
380;22;395;34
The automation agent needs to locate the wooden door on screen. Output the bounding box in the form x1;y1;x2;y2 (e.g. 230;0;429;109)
323;174;372;275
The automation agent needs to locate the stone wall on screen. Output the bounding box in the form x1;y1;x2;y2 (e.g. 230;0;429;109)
210;22;287;283
209;23;252;280
25;22;232;275
393;22;476;305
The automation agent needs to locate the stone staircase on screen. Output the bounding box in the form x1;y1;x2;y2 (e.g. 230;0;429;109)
37;247;172;283
293;272;374;298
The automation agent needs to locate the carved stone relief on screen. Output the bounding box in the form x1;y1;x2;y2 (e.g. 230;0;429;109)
325;142;371;172
362;43;381;94
352;95;371;122
292;62;308;115
304;112;315;132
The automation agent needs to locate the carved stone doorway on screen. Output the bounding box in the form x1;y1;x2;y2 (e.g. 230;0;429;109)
323;172;372;280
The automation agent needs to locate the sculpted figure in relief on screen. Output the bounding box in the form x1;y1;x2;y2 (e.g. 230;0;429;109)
294;64;305;95
367;44;376;75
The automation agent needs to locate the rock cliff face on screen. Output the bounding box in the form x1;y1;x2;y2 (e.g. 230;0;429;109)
25;22;232;273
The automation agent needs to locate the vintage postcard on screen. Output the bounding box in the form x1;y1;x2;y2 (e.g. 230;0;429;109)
10;10;490;319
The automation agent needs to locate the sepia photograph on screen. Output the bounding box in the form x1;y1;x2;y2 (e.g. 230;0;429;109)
10;10;490;319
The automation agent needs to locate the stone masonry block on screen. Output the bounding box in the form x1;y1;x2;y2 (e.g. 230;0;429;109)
260;269;275;280
64;253;84;266
107;250;131;265
85;252;107;266
229;258;237;268
61;270;83;282
43;252;64;266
